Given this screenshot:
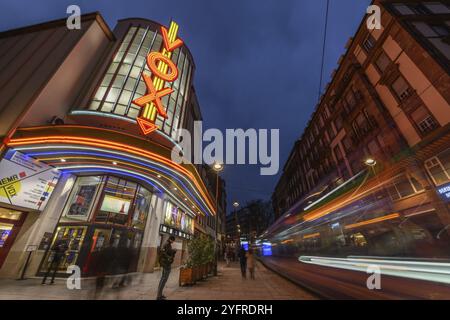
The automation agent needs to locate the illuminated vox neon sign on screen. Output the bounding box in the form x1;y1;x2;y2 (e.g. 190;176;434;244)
132;21;184;135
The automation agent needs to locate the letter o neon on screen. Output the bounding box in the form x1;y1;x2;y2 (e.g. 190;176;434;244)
147;52;179;82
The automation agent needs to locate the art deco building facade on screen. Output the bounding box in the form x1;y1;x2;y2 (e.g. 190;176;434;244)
270;0;450;257
0;12;225;278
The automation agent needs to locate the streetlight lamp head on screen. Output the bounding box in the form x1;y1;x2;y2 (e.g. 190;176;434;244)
233;201;239;208
364;158;377;167
213;162;224;172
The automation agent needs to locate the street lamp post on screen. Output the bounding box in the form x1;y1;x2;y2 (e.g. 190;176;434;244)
364;157;377;167
232;201;240;246
212;162;224;276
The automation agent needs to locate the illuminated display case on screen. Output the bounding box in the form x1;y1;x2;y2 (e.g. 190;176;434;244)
160;201;194;240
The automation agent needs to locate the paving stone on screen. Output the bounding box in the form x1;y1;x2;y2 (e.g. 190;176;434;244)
0;261;317;300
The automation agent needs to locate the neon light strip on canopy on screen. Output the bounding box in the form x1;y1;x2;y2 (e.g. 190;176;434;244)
69;110;183;151
15;146;211;216
19;147;211;215
44;156;203;216
63;167;162;194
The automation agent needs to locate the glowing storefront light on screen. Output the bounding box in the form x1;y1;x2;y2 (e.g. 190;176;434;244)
344;213;400;230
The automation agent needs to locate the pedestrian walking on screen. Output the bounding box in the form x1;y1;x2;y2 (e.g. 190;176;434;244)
42;236;69;285
246;248;256;279
224;248;229;267
112;235;131;288
238;246;247;279
156;236;176;300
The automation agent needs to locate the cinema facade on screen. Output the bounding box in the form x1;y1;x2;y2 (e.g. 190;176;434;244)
0;12;222;278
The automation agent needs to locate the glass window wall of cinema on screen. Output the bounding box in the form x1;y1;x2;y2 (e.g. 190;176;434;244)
87;25;193;138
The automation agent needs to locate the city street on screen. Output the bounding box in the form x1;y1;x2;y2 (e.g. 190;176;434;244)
0;0;449;304
0;261;317;300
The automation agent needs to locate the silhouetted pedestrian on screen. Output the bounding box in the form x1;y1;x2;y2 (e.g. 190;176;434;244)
42;236;68;285
238;247;247;278
156;236;176;300
246;248;255;279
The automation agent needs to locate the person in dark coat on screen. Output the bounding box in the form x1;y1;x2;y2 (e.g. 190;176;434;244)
156;236;176;300
238;246;247;279
42;237;69;285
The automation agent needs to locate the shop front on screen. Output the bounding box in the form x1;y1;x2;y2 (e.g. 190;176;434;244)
38;175;153;277
0;149;61;274
2;125;216;278
157;200;195;267
0;208;27;269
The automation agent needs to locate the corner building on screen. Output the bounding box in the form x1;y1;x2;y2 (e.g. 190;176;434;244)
0;13;220;278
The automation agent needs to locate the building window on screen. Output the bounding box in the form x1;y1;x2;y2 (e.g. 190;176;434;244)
386;174;424;201
345;90;357;110
342;135;353;153
425;150;450;186
410;21;450;60
328;125;336;140
391;76;413;101
368;137;380;154
333;113;343;131
375;51;391;73
424;2;450;14
429;23;450;37
392;4;415;15
333;145;343;161
411;106;439;135
322;108;329;120
362;34;376;52
350;159;362;176
352;112;369;137
319;114;325;127
309;133;314;145
314;123;319;136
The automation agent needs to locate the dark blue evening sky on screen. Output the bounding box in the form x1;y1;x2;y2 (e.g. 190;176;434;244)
0;0;371;212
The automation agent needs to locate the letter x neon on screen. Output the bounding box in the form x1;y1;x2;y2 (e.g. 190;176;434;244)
132;73;173;118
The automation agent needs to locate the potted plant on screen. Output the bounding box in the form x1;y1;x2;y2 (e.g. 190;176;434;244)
179;236;203;286
179;261;195;286
199;236;215;278
179;235;217;286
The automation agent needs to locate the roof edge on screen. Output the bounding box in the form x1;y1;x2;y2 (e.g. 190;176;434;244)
0;11;115;41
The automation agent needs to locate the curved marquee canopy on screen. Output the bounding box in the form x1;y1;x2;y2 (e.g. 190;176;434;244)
6;125;217;218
